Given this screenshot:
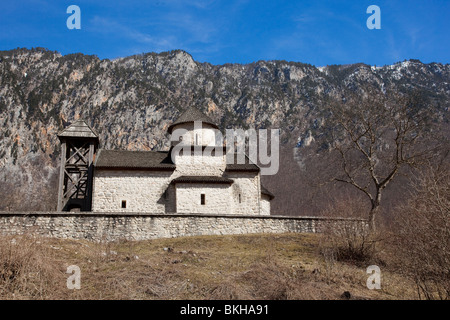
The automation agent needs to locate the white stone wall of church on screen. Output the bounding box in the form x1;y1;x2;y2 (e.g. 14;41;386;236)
92;170;173;213
93;160;268;215
260;197;271;216
171;123;219;146
225;172;261;215
173;153;226;176
175;183;232;214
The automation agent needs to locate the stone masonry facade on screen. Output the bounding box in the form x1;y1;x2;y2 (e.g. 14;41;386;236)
0;212;366;242
93;170;175;213
92;152;265;215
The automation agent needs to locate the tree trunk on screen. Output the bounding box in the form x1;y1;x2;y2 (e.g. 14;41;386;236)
368;206;377;232
369;192;382;232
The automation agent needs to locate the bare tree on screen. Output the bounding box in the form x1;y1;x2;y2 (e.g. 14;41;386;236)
306;90;443;231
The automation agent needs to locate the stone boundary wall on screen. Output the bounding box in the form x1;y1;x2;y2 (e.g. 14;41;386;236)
0;212;367;242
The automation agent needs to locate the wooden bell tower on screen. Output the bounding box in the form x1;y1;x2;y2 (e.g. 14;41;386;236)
57;120;99;211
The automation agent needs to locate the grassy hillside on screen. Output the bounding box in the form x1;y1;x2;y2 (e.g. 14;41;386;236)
0;232;416;300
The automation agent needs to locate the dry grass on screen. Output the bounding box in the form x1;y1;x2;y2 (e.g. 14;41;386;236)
0;232;418;300
0;233;67;299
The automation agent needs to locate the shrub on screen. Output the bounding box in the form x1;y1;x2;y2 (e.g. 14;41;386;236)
319;198;377;265
393;163;450;300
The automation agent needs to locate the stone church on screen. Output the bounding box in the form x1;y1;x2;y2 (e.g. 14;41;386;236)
57;106;274;215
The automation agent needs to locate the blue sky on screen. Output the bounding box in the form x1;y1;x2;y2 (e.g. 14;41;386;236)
0;0;448;66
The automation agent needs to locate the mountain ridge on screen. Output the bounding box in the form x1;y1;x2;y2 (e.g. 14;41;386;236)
0;47;448;212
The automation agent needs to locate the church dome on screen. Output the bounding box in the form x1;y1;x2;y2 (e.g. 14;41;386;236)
167;106;219;134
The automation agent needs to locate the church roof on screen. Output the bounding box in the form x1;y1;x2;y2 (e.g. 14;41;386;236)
94;149;260;172
261;185;275;200
167;106;219;134
171;176;234;184
57;119;98;139
225;153;260;172
94;150;175;170
94;149;273;199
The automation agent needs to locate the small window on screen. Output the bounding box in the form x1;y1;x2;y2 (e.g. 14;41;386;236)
239;194;241;203
201;194;205;205
121;200;127;209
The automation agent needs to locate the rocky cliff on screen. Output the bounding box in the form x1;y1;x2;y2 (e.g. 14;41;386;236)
0;47;448;212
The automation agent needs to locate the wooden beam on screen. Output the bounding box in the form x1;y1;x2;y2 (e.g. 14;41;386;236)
86;142;95;211
66;141;89;165
57;141;67;211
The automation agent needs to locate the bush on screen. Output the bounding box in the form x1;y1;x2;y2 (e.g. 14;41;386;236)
319;198;377;265
393;163;450;300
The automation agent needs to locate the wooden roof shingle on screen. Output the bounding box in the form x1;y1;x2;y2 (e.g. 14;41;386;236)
94;150;175;170
57;119;98;139
225;153;260;172
261;185;275;200
95;150;260;172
